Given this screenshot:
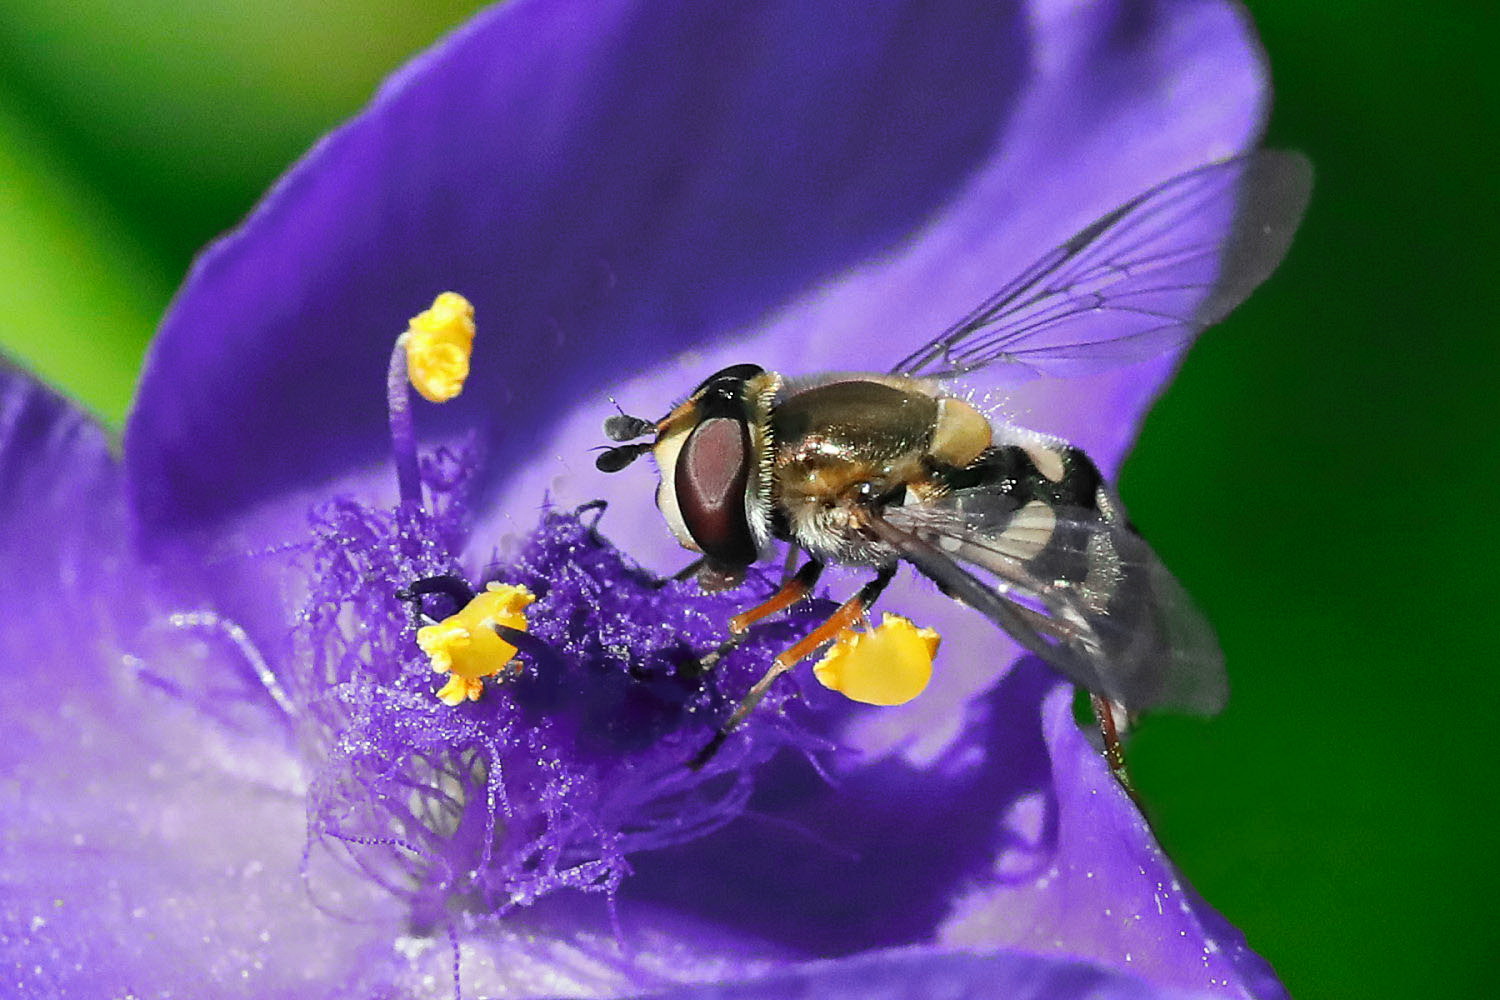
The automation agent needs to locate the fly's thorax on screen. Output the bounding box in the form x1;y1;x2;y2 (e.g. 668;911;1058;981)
770;376;992;465
771;376;938;461
763;375;989;564
770;380;930;540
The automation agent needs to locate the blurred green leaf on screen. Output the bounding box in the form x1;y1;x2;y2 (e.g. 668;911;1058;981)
0;90;172;426
1123;5;1498;999
0;1;487;265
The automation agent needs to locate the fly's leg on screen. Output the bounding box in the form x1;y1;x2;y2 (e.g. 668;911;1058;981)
691;564;895;770
395;574;476;627
730;558;826;634
765;563;895;669
779;544;801;584
981;599;1139;796
695;559;825;672
1090;693;1139;801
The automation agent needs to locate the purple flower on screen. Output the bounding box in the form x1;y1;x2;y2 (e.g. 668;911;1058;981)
1;0;1291;997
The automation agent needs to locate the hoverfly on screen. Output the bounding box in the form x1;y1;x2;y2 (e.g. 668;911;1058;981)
596;151;1312;771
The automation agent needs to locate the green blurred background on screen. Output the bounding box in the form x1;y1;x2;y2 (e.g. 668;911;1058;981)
0;2;1492;997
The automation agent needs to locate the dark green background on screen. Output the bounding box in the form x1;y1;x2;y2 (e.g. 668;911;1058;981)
1;3;1492;997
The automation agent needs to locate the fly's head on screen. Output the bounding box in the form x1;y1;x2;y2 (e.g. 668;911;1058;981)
596;364;780;589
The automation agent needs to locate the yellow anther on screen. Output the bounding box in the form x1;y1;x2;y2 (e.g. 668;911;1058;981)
812;612;940;706
403;291;476;403
416;582;535;706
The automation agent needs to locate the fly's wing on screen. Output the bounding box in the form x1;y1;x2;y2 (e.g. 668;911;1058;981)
890;151;1312;381
873;493;1226;715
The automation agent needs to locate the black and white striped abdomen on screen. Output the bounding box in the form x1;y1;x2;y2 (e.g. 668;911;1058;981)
892;434;1225;714
929;438;1109;567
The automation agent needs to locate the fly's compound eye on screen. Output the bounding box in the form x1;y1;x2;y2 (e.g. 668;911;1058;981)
675;414;757;568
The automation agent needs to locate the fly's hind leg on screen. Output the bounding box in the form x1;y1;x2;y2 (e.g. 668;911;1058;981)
690;564;895;770
1090;693;1139;801
989;600;1140;798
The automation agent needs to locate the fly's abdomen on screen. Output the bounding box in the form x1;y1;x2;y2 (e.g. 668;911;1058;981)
939;442;1103;511
929;442;1115;591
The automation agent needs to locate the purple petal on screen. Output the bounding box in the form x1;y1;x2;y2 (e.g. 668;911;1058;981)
355;925;1261;999
0;363;125;700
0;680;395;998
101;0;1285;993
936;682;1287;1000
301;911;1228;999
618;665;1282;999
636;946;1237;1000
0;369;392;997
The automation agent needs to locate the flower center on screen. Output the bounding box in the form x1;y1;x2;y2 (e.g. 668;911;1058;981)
289;295;843;922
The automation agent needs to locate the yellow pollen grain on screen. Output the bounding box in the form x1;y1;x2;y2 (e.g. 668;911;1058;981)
416;582;535;705
404;291;476;403
812;612;940;706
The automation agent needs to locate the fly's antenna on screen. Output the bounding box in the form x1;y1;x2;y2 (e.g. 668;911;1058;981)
604;398;655;442
604;413;655;442
598;397;657;472
595;441;653;473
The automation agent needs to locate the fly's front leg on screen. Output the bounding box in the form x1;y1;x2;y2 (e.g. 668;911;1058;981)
730;558;825;634
691;563;896;770
395;574;476;628
664;557;705;585
695;559;825;673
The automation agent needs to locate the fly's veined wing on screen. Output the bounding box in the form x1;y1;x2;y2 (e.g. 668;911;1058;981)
889;150;1312;381
874;493;1226;715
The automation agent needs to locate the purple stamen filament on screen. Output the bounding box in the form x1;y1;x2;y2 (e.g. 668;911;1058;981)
386;334;424;508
